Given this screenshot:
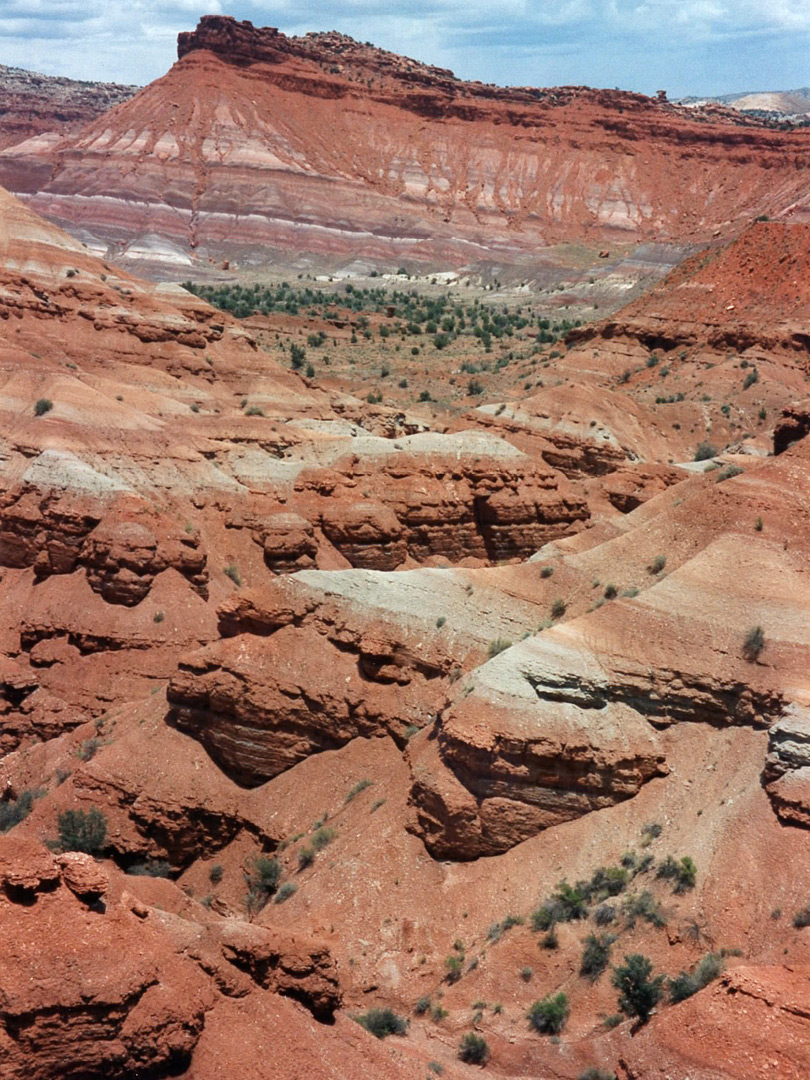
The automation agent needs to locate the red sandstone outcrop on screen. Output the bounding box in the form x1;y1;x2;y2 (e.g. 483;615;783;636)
0;836;211;1079
4;17;810;273
0;833;343;1079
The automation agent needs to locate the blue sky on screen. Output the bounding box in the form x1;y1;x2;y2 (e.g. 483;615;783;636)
1;1;808;99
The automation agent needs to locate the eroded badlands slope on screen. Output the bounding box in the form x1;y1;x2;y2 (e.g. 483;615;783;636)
4;187;810;1079
3;15;810;272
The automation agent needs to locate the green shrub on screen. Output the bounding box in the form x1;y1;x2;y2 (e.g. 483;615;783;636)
311;826;335;851
520;965;533;982
551;598;566;619
356;1007;407;1039
579;1070;617;1080
223;564;242;586
587;865;629;899
742;625;765;661
34;398;53;416
669;952;723;1002
345;779;373;803
540;926;559;949
486;914;523;942
580;933;616;981
290;343;306;369
603;584;617;600
540;565;554;578
743;369;759;389
649;554;666;574
716;464;744;482
622;890;666;929
594;903;616;926
274;882;298;904
297;846;315;869
445;954;464;982
414;995;431;1015
127;859;172;877
0;790;36;833
487;638;512;658
209;863;224;884
76;738;100;762
694;441;718;461
793;905;810;928
458;1032;489;1064
656;855;696;893
527;992;569;1034
611;954;664;1022
531;880;589;929
57;807;107;855
244;405;265;416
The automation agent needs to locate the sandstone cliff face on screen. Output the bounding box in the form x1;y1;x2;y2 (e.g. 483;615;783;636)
0;834;342;1079
4;16;810;272
0;836;212;1080
166;569;543;785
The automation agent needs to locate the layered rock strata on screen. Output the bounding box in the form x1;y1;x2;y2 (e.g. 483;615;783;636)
4;17;810;271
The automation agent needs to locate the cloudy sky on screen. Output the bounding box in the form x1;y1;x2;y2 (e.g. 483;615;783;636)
1;1;808;99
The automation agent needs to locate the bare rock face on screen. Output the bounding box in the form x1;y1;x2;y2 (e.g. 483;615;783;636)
0;488;208;604
215;920;340;1020
0;837;211;1080
764;705;810;827
167;568;544;786
321;500;406;570
168;621;447;786
81;509;208;605
259;512;318;573
407;637;669;859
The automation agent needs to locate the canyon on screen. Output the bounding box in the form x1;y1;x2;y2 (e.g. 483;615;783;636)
2;15;810;1080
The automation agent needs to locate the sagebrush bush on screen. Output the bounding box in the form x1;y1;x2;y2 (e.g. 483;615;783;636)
223;564;242;586
656;855;697;893
487;637;512;658
527;992;569;1034
57;807;107;855
34;398;53;416
669;952;723;1002
458;1032;489;1064
0;790;36;833
356;1008;407;1039
580;933;616;981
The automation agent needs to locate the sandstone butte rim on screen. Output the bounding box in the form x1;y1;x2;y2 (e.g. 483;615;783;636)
4;16;810;1080
5;12;810;282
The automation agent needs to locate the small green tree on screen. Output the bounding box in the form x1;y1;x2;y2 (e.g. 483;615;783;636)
611;954;664;1023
